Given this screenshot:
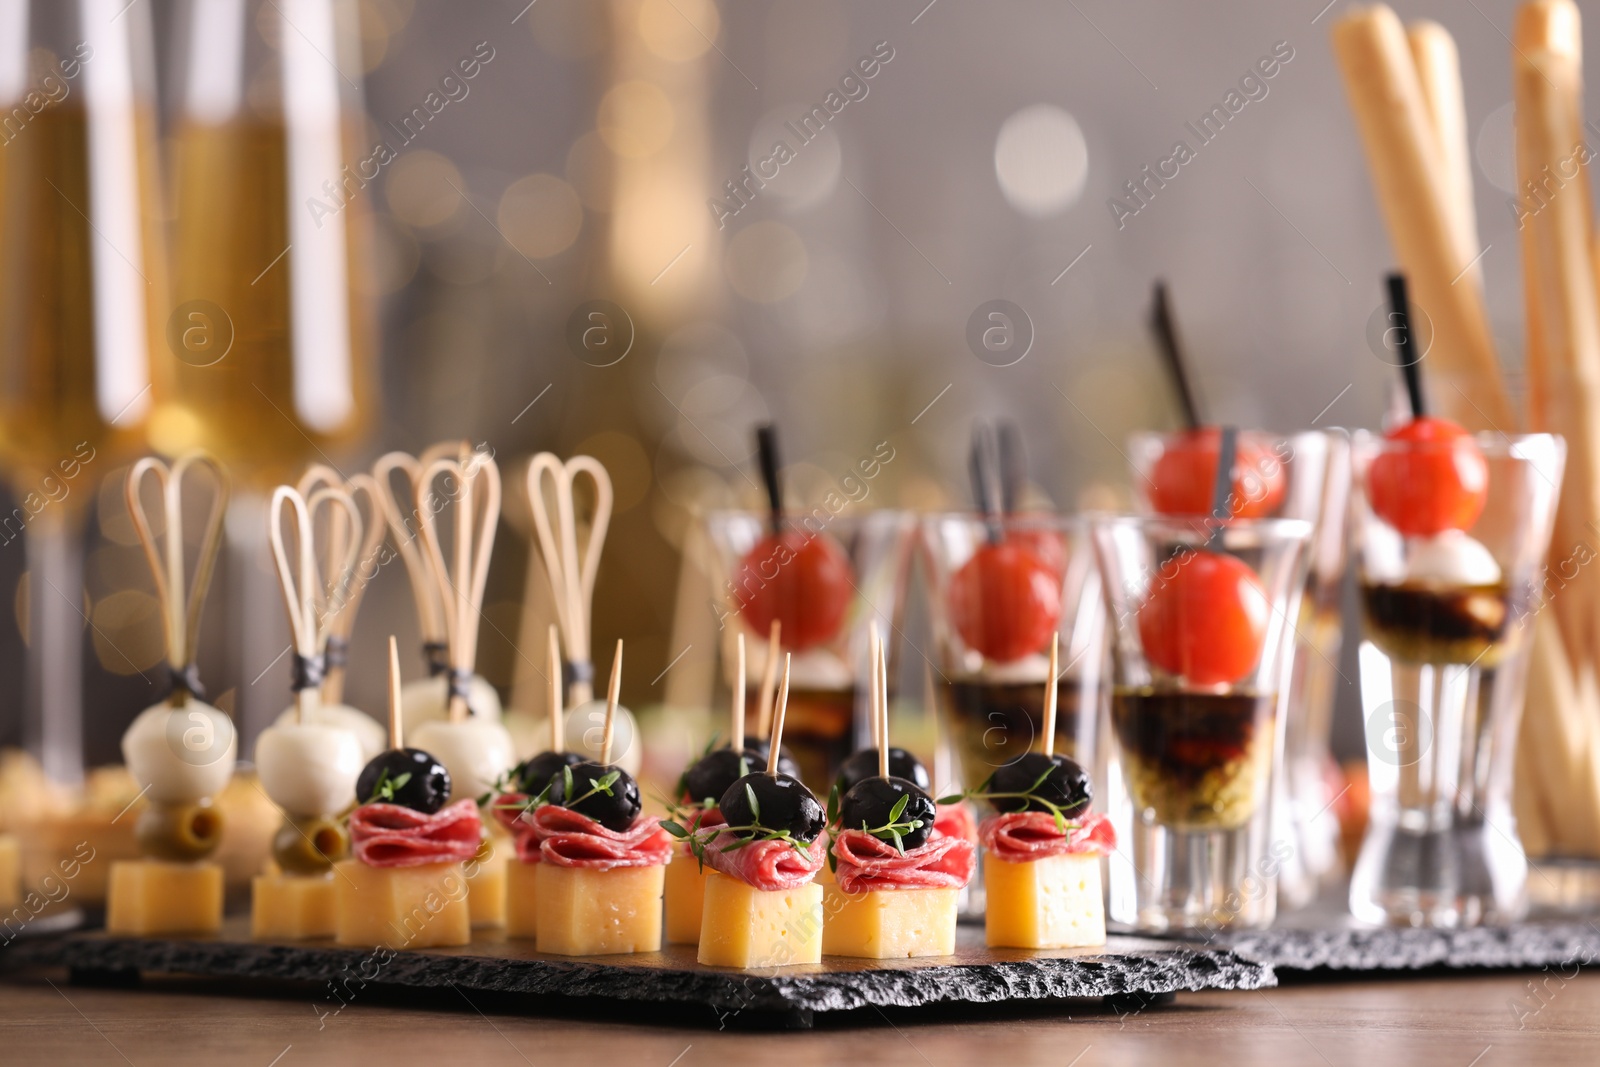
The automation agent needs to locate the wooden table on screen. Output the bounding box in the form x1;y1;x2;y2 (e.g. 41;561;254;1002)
2;965;1592;1065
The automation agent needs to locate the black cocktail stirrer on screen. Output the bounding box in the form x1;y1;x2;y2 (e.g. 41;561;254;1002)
1386;272;1426;419
1206;425;1238;551
755;423;783;536
968;421;1004;545
1150;280;1202;430
997;420;1026;516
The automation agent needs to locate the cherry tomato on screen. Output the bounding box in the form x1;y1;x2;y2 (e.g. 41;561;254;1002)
1137;549;1269;687
1366;416;1488;537
1009;521;1068;579
1147;427;1287;519
736;531;854;651
948;540;1062;663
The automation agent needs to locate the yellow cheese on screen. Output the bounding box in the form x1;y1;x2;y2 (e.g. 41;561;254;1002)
984;851;1105;949
251;871;337;940
106;859;224;935
663;855;709;944
504;859;537;938
466;843;506;929
697;871;823;968
332;859;471;949
0;835;18;909
821;885;958;958
533;863;665;955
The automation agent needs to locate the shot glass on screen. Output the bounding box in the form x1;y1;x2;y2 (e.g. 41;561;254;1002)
919;515;1106;789
1129;428;1348;906
1348;432;1563;927
920;514;1107;917
703;510;914;788
1093;514;1313;932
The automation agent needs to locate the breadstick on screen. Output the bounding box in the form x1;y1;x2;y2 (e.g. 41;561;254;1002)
1332;5;1513;429
1514;5;1600;668
1408;21;1482;292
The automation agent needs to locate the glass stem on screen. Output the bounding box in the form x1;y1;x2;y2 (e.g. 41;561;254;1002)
24;505;86;786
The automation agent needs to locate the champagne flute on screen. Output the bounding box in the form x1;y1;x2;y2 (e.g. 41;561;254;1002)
0;0;167;784
157;0;375;736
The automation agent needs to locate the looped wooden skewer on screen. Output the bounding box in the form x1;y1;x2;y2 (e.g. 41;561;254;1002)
870;622;887;778
324;472;389;704
418;449;501;724
125;452;229;708
270;485;361;722
526;452;613;705
295;465;384;705
372;451;446;670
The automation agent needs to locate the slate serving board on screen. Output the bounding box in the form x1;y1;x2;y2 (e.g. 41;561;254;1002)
2;919;1274;1029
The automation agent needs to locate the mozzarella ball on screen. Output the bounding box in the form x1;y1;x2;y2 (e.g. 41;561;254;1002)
122;701;237;804
255;722;364;816
273;703;387;761
400;674;503;727
562;700;642;776
1406;530;1502;586
409;718;516;802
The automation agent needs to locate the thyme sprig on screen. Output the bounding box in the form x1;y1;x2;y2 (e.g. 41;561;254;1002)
823;783;927;866
660;815;810;873
486;765;621;825
943;763;1083;835
365;768;412;805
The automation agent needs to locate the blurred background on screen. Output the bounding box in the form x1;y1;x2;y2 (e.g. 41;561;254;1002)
0;0;1552;775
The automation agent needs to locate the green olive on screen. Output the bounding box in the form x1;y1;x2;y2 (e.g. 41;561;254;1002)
272;815;349;874
136;800;224;861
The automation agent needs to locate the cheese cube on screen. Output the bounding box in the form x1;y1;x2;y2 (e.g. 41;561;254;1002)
534;863;664;955
984;851;1105;949
106;859;224;935
251;871;337;940
697;872;823;968
0;835;18;909
504;859;538;938
664;856;709;944
821;885;958;958
333;859;471;949
466;843;506;929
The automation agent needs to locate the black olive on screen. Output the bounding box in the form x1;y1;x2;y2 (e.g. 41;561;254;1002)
835;747;930;796
838;776;937;851
718;772;824;844
548;760;641;832
742;739;802;780
986;752;1091;818
680;748;757;806
356;748;451;814
512;750;585;796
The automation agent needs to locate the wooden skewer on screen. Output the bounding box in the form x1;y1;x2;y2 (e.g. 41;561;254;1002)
125;453;229;710
756;619;782;738
372;451;446;661
868;622;883;752
418;451;502;724
877;631;890;780
1331;4;1513;430
268;486;321;724
548;623;563;754
1042;632;1060;759
601;639;623;766
767;654;791;776
732;632;746;752
322;472;389;705
388;635;403;750
527;453;614;707
1407;20;1481;293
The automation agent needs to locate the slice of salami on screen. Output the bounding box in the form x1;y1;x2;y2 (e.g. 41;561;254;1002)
831;829;976;894
933;801;977;845
697;829;825;891
674;806;725;859
979;811;1116;863
527;804;673;870
350;798;483;868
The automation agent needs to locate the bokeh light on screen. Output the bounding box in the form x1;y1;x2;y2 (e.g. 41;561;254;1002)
994;103;1089;216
